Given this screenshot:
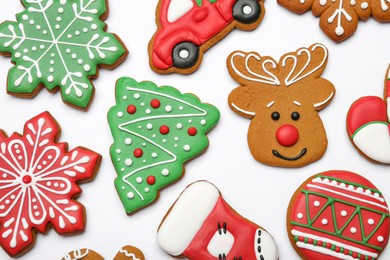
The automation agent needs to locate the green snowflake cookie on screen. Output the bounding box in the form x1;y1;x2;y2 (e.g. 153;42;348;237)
0;0;127;109
108;77;220;214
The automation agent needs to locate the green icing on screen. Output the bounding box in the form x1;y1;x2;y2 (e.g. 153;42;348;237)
317;175;382;196
194;0;217;6
292;189;389;251
0;0;127;109
108;77;220;214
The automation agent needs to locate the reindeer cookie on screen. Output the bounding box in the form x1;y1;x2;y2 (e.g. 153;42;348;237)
227;43;335;167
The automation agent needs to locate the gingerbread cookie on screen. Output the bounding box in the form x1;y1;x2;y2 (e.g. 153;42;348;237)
0;112;101;257
347;65;390;164
108;77;220;214
157;181;279;259
148;0;265;74
0;0;128;110
227;43;335;167
288;170;390;259
278;0;390;42
62;245;145;260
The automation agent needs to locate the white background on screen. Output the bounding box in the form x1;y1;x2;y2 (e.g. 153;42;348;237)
0;0;390;259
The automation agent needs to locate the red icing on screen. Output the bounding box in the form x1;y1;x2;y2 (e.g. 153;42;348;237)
187;127;197;136
0;112;100;256
127;105;137;114
151;0;236;69
150;99;161;109
147;176;156;185
275;124;299;147
159;125;170;135
184;196;261;259
133;148;143;158
22;175;32;184
289;170;390;260
347;96;387;136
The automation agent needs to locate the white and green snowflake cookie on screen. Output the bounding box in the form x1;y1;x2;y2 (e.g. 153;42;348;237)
0;0;128;109
108;77;220;214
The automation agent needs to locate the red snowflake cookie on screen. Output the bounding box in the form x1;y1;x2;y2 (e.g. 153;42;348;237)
0;112;101;257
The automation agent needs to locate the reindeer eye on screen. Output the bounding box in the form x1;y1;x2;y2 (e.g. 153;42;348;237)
291;112;300;121
271;112;280;121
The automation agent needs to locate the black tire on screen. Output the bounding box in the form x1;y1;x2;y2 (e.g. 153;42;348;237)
233;0;261;24
172;42;199;69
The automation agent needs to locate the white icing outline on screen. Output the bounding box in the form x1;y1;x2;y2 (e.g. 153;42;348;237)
293;101;301;106
292;229;378;258
281;44;328;86
267;101;275;108
118;87;209;201
118;248;141;260
63;249;90;260
313;91;334;108
230;52;281;86
231;103;256;116
307;184;389;211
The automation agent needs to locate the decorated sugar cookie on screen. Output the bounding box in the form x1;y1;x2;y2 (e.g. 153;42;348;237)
278;0;390;42
227;43;335;167
347;65;390;164
62;245;145;260
288;170;390;259
108;77;220;214
157;180;279;259
0;112;101;257
0;0;128;110
149;0;265;74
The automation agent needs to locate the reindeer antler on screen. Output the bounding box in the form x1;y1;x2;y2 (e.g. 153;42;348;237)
228;51;281;86
280;43;328;87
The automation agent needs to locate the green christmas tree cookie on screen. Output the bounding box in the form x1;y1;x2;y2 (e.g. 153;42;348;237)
0;0;127;109
108;77;220;214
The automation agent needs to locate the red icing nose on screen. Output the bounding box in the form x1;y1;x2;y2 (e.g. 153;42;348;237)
276;124;299;147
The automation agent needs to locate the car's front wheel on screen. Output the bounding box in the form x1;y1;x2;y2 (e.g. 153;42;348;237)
172;42;199;69
233;0;261;24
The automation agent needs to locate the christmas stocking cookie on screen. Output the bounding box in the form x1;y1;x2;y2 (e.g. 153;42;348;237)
108;78;220;214
62;245;145;260
347;65;390;164
157;181;279;259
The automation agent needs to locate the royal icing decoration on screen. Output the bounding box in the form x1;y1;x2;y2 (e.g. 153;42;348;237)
0;112;101;256
149;0;265;74
0;0;127;109
278;0;390;42
108;78;220;214
62;245;145;260
157;181;279;259
288;170;390;259
347;65;390;164
227;43;335;167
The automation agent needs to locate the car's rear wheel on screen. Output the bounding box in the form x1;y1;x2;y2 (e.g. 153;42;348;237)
172;42;199;69
233;0;261;24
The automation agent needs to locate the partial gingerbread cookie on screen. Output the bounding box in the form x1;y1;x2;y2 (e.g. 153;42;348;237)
108;77;220;214
62;245;145;260
278;0;390;42
287;170;390;259
149;0;265;74
157;180;279;259
0;0;128;110
347;65;390;164
62;249;104;260
0;112;101;257
227;43;335;167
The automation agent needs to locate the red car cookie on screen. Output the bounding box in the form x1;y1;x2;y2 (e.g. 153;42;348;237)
149;0;265;74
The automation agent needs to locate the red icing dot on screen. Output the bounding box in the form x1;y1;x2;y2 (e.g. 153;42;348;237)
127;105;137;114
352;252;358;258
307;238;314;244
317;241;323;247
150;99;161;109
335;247;340;253
147;175;156;185
133;148;143;158
298;236;304;242
160;125;170;135
188;127;197;136
343;249;349;255
326;243;332;249
22;175;32;184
